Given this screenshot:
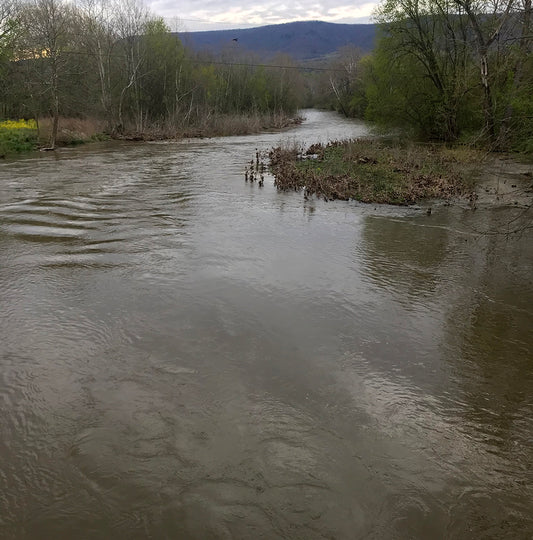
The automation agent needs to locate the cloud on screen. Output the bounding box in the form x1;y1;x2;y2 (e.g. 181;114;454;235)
147;0;376;31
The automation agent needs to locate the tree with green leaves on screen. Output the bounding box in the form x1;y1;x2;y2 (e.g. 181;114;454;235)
451;0;519;141
368;0;532;146
371;0;475;140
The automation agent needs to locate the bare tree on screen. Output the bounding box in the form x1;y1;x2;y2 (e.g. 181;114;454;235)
75;0;116;121
0;0;21;117
20;0;77;147
0;0;19;46
328;45;364;117
113;0;150;131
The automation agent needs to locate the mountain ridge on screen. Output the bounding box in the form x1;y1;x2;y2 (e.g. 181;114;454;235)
177;21;377;61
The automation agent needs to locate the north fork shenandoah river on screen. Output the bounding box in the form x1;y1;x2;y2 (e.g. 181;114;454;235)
0;110;532;539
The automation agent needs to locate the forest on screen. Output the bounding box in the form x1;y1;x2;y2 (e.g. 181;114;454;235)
0;0;305;148
0;0;531;152
318;0;533;151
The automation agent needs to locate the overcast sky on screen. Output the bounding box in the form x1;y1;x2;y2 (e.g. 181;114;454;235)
147;1;377;32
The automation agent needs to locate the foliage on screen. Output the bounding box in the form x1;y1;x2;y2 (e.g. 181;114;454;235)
0;118;37;129
0;0;305;144
506;48;533;152
303;0;531;151
362;0;533;147
0;118;38;154
0;0;529;153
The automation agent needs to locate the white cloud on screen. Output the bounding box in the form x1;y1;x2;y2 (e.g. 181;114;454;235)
147;0;376;31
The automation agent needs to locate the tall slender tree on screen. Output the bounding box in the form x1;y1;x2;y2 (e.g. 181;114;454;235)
452;0;518;141
20;0;77;147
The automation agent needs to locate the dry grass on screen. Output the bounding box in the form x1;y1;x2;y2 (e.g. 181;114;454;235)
187;112;302;137
38;117;108;145
114;112;303;140
35;112;302;145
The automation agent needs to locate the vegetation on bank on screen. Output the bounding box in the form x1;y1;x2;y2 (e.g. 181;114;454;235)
0;0;304;150
0;118;38;155
268;139;479;204
0;0;530;155
0;111;303;156
310;1;533;152
113;111;303;140
0;117;110;155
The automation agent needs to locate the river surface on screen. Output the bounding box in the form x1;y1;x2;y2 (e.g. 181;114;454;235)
1;110;532;539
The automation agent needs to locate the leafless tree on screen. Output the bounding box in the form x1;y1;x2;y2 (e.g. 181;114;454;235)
20;0;77;147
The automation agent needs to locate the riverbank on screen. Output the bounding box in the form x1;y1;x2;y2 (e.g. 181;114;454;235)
268;138;490;205
475;154;533;209
113;112;303;140
0;113;303;156
0;119;40;157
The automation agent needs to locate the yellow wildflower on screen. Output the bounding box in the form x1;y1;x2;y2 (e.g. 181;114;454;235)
0;119;37;130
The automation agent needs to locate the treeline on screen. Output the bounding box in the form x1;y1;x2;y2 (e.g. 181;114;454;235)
1;0;531;151
314;0;532;151
0;0;304;146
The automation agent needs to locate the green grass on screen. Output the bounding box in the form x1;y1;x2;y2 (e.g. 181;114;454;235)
0;127;38;156
90;132;111;142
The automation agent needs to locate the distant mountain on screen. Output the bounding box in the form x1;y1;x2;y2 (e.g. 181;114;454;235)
177;21;377;61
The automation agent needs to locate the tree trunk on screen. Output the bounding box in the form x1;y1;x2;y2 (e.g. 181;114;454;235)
50;61;59;148
479;48;495;140
454;0;515;143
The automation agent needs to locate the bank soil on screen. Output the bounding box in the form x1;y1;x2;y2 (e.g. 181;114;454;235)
475;155;533;208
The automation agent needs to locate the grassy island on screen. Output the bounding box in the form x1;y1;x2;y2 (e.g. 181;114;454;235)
268;139;479;205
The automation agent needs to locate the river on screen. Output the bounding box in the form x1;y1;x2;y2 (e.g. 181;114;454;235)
0;110;532;539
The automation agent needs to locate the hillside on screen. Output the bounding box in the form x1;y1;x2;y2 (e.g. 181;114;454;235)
177;21;377;60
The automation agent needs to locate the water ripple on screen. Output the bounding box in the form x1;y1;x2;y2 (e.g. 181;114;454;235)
0;110;531;539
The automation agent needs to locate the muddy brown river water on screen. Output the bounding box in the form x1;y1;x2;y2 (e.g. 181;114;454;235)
0;110;532;539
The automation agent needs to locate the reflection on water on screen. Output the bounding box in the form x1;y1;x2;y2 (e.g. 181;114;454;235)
359;210;533;537
361;214;452;301
0;110;532;539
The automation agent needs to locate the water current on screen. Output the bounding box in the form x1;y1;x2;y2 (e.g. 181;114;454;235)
0;110;532;539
